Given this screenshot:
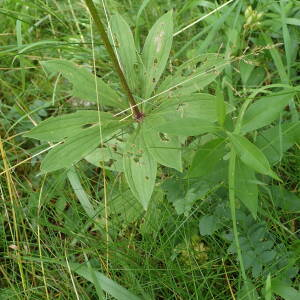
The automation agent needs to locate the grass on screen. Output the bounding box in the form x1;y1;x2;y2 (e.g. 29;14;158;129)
1;0;300;299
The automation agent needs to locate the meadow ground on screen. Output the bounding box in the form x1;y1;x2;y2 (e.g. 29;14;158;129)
1;0;300;299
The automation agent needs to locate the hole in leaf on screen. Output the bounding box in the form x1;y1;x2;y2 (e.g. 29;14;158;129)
82;123;93;129
159;132;170;142
176;103;186;112
145;176;149;180
104;159;117;167
133;63;139;71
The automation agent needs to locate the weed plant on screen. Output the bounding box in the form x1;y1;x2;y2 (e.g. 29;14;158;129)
1;0;300;299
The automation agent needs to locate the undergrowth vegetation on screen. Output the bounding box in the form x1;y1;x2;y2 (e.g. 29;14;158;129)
1;0;300;299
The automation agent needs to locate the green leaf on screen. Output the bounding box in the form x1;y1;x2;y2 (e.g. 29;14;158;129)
189;138;226;178
67;167;97;219
123;130;157;210
85;147;123;172
108;188;144;227
142;10;173;98
241;90;295;133
199;215;220;236
272;279;300;300
151;117;218;136
265;274;272;300
235;159;258;219
68;262;142;300
239;59;255;87
153;93;234;122
142;125;182;171
286;17;300;26
110;14;138;92
255;121;300;165
216;88;226;127
135;0;152;52
270;186;300;212
24;111;114;142
262;33;289;83
158;54;226;96
41;122;122;173
237;280;259;300
163;178;212;215
85;137;127;172
41;60;126;108
228;133;280;180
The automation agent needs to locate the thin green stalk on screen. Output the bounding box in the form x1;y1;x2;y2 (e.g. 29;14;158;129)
228;149;251;298
83;0;143;120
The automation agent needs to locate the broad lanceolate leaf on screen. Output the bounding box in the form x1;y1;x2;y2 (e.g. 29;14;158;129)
158;54;226;97
145;94;230;137
272;278;300;300
188;138;226;178
153;93;234;122
255;121;300;165
110;14;138;92
123;130;157;210
41;60;126;108
235;159;258;219
85;136;127;172
142;124;182;171
41;121;124;173
149;116;218;136
228;133;280;180
142;10;173;98
68;262;142;300
241;90;295;133
108;188;144;228
85;147;123;172
24;111;114;142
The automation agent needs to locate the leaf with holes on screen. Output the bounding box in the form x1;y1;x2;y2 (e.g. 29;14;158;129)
41;122;124;173
142;10;173;98
24;111;115;142
41;60;126;108
158;54;226;97
85;147;123;172
142;124;182;171
153;93;234;122
148;116;218;137
110;14;138;92
228;133;280;181
123;130;157;210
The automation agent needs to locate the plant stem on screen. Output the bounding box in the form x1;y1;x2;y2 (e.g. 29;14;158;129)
228;149;251;299
84;0;142;120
